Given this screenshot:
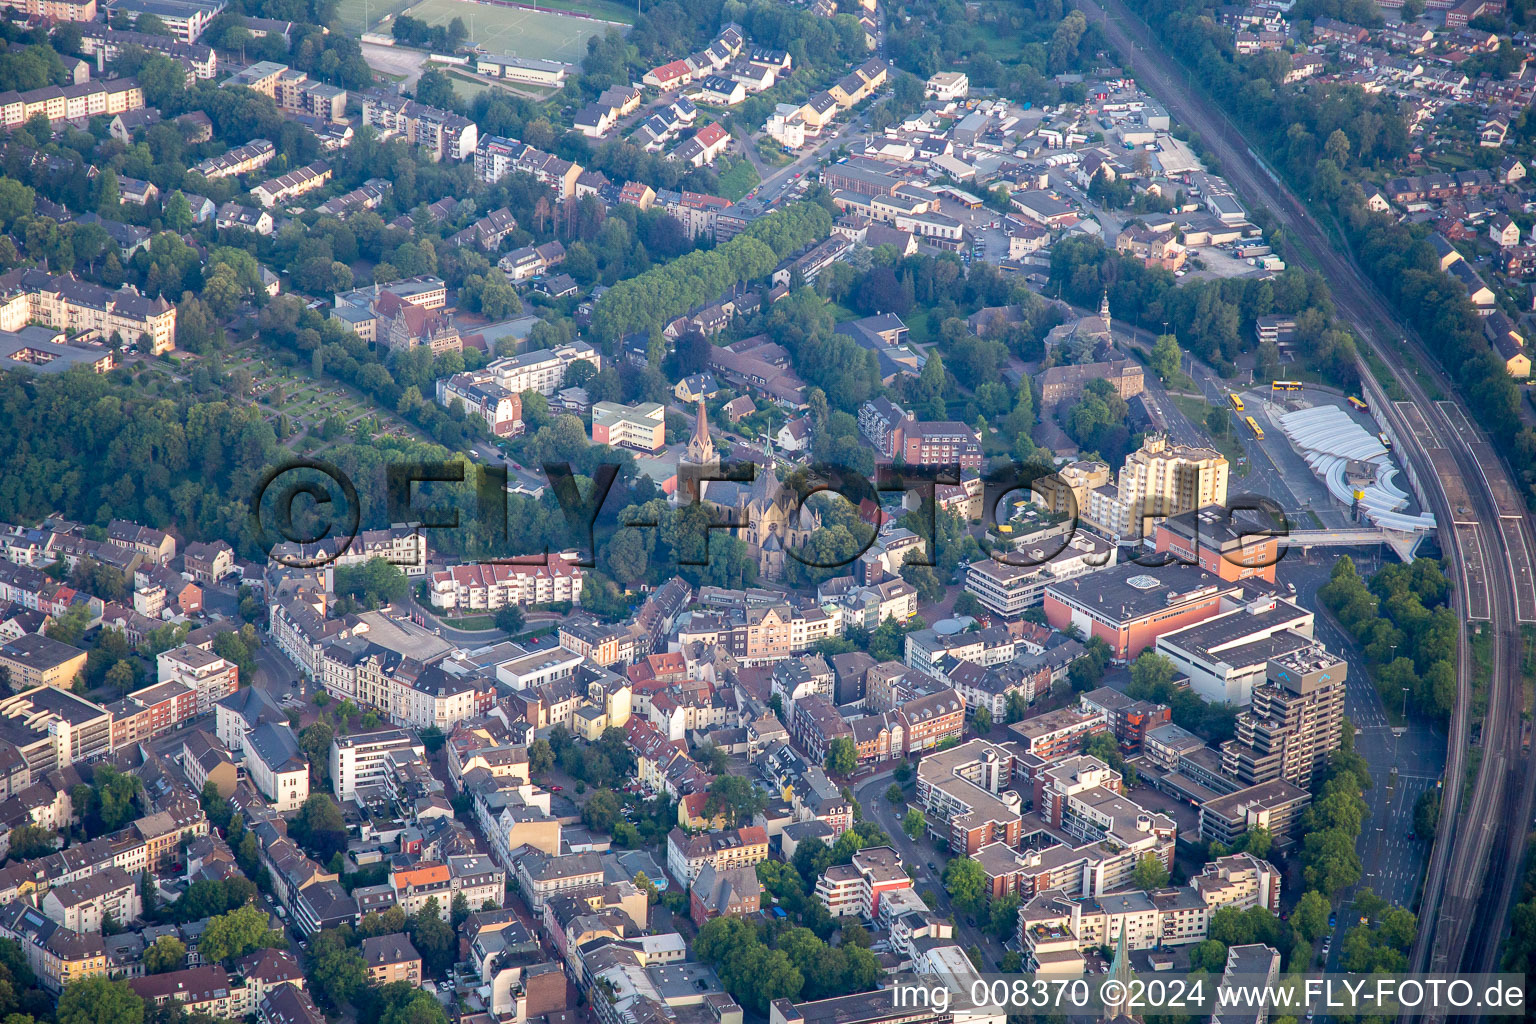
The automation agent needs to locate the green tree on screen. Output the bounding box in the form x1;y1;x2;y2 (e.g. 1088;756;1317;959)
6;824;57;861
334;557;408;608
46;604;92;646
943;857;986;915
407;898;455;978
825;737;857;777
298;720;334;790
57;977;143;1024
528;738;554;774
163;191;193;233
494;605;525;634
133;12;171;33
291;792;347;863
451;893;470;930
988;894;1022;941
1206;407;1228;438
200;780;233;832
1149;333;1181;380
1131;853;1170;890
901;808;925;840
372;983;449;1024
885;783;904;805
704;774;766;827
1292;890;1332;943
308;929;367;1009
142;936;186;973
972;706;992;734
1413;789;1440;840
582;788;623;832
198;904;284;963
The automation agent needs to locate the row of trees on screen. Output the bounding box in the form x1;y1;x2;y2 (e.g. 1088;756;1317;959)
1319;557;1456;719
589;202;832;343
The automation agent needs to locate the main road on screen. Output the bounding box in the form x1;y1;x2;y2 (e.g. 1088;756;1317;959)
1071;0;1536;990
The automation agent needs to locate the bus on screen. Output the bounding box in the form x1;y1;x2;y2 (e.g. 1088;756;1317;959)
1347;396;1369;412
1272;380;1304;392
1229;393;1245;413
1246;416;1265;439
1379;432;1393;450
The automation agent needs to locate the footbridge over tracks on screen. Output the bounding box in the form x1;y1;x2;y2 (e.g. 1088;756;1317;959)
1280;528;1427;562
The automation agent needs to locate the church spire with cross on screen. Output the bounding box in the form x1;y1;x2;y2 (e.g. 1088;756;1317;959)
1100;288;1112;338
685;397;715;467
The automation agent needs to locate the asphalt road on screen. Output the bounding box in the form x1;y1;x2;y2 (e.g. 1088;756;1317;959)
1281;558;1443;925
852;771;1008;967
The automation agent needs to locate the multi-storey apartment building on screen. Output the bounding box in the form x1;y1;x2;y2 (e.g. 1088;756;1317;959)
0;634;86;690
329;727;425;800
40;867;139;933
0;686;111;781
270;525;428;577
0;269;176;353
0;77;143;129
665;826;769;885
480;342;601;397
250;162;331;208
156;645;238;713
437;373;523;437
813;846;912;921
1007;706;1109;760
1221;647;1346;788
473;137;584;199
514;850;604;912
963;533;1117;616
914;739;1024;855
78;26;216;76
674;602;846;666
361;91;478;161
193;139;276;180
8;0;96;20
900;420;985;469
360;934;421;985
1088;435;1229;540
222;62;346;120
108;679;197;747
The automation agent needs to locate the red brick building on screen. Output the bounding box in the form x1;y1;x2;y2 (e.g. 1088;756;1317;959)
1151;505;1280;583
1043;564;1242;662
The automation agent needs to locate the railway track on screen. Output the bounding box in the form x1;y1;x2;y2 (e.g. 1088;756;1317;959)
1072;0;1536;991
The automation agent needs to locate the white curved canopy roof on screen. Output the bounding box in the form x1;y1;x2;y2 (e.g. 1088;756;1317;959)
1275;404;1436;533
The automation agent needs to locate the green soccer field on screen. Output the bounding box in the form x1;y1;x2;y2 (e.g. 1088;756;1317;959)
396;0;627;61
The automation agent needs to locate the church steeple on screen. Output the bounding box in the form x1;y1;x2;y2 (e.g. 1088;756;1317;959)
685;398;715;467
1099;289;1112;338
1101;923;1141;1023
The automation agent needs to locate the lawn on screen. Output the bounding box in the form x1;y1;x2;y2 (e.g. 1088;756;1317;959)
441;614;498;630
715;157;760;202
396;0;626;61
336;0;417;33
340;0;631;33
528;0;635;23
1171;394;1250;476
